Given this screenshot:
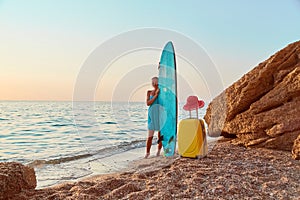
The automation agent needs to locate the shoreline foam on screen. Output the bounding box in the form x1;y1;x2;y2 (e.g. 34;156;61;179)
35;137;219;188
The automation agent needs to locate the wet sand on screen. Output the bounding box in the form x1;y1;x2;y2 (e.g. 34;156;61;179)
14;138;300;199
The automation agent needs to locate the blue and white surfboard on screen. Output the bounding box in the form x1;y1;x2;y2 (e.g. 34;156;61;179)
158;41;178;157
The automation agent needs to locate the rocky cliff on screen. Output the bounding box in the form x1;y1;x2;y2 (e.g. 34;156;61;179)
204;40;300;159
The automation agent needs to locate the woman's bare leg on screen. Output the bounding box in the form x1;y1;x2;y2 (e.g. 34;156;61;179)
156;131;162;156
145;130;154;158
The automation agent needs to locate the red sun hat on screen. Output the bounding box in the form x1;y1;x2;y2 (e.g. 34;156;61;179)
183;96;205;111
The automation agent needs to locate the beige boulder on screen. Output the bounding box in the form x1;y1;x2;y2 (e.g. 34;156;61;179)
0;162;36;199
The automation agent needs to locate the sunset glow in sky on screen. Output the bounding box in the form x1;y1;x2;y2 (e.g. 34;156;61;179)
1;0;300;101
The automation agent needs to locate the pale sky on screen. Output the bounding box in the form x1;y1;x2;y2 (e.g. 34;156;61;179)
1;0;300;101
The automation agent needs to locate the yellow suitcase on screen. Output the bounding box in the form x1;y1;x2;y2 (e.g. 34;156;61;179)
178;118;208;158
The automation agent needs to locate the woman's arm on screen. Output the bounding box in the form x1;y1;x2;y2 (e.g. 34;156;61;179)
146;90;158;106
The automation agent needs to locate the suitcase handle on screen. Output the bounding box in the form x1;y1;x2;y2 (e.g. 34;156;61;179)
188;108;199;119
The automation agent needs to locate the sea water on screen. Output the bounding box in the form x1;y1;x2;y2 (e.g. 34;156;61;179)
0;101;209;188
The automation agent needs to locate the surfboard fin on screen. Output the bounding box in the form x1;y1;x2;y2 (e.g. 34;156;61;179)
168;136;174;144
157;135;164;144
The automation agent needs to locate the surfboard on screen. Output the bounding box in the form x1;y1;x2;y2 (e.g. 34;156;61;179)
158;41;178;157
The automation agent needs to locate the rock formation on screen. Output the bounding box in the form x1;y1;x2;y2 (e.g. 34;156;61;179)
204;40;300;159
0;162;36;199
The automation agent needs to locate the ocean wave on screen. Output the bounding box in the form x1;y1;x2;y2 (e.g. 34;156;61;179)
27;139;146;167
102;121;117;124
51;124;71;127
27;153;92;167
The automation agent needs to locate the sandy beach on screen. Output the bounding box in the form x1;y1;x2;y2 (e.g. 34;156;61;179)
10;138;299;200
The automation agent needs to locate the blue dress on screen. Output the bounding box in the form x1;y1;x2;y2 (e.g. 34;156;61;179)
148;95;160;131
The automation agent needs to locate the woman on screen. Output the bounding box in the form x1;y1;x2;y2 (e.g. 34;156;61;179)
145;77;162;158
